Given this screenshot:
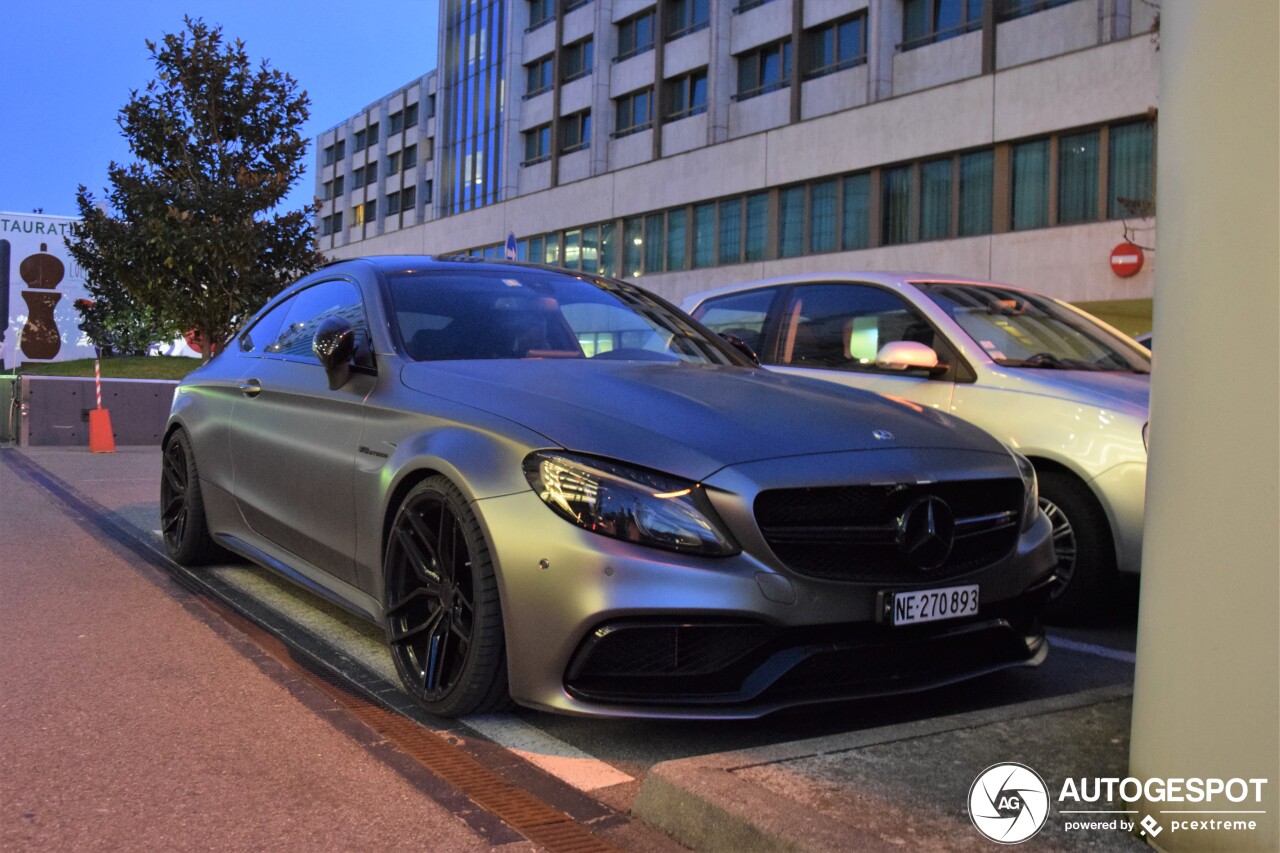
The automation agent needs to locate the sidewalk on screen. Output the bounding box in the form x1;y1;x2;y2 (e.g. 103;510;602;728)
0;446;522;852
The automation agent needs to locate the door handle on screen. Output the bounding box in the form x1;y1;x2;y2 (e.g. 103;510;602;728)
238;379;262;398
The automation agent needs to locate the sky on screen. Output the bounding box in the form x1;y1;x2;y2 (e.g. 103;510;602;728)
0;1;439;219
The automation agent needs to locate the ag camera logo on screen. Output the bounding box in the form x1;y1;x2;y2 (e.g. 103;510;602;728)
969;763;1050;844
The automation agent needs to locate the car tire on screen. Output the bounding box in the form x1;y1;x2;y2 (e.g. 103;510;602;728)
1038;470;1116;621
384;476;510;717
160;429;219;566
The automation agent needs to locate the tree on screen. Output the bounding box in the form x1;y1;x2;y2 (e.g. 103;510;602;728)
67;16;324;362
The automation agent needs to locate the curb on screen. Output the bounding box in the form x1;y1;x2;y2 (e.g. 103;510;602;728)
632;684;1135;852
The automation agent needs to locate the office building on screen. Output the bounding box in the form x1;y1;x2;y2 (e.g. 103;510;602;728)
313;0;1159;306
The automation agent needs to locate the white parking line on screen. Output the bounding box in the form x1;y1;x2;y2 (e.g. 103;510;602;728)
1048;634;1137;664
462;714;635;792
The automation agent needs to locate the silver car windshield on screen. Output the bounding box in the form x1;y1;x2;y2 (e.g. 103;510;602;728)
917;283;1150;373
387;266;743;365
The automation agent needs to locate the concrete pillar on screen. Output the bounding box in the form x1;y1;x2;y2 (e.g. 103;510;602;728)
1128;2;1279;851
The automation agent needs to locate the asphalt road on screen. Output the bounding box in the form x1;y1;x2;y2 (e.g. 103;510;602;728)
6;445;1140;839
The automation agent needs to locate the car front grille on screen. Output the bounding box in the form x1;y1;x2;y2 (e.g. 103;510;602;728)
754;479;1023;582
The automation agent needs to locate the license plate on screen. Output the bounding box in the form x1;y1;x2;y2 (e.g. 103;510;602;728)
884;585;979;626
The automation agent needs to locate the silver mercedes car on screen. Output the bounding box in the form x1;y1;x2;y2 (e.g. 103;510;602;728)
162;257;1056;718
686;273;1151;619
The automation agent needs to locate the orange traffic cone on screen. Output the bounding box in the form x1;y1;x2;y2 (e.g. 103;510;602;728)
89;357;115;453
89;408;115;453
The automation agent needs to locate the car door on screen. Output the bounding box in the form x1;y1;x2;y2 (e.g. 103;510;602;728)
228;278;374;586
760;282;963;412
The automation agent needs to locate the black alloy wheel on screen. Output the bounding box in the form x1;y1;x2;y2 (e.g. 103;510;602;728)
160;429;218;565
1038;470;1114;621
384;476;508;716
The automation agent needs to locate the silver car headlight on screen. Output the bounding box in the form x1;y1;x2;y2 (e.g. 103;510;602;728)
523;451;738;556
1013;451;1039;532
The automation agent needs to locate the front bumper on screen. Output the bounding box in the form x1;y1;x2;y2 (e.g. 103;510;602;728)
474;448;1057;719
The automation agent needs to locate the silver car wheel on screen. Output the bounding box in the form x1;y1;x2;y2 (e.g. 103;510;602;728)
1039;494;1077;596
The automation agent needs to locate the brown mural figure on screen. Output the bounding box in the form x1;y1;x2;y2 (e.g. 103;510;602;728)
19;242;64;360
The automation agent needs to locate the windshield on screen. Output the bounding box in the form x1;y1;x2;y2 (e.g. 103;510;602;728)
917;283;1150;373
386;265;746;366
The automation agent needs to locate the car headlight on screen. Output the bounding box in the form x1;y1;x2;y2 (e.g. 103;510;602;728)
523;451;738;556
1013;451;1039;532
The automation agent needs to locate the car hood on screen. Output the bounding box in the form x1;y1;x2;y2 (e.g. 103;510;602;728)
401;359;1008;480
989;368;1150;416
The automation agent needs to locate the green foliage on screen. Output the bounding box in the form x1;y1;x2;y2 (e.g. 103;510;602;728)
67;16;324;362
16;356;200;380
74;289;173;357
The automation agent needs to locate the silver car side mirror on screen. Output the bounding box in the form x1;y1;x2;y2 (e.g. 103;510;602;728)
875;340;939;371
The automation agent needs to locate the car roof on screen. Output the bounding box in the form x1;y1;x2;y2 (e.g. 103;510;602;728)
685;271;1037;307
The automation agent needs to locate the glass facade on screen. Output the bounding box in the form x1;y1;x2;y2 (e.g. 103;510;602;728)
442;0;506;215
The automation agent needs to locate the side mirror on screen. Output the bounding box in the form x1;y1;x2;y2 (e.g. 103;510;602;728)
313;316;356;390
875;340;941;372
720;332;760;366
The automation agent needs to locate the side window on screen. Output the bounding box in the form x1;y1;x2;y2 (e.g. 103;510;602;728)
777;284;946;373
264;280;371;366
238;298;292;355
690;288;777;358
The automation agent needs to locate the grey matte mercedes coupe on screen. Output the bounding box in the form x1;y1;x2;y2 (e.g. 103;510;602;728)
161;257;1057;718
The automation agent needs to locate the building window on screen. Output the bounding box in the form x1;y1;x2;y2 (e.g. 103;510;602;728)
386;190;401;216
367;122;379;146
614;88;652;136
402;185;417;212
902;0;983;50
561;38;594;82
744;192;768;261
1108;120;1155;219
526;55;553;96
666;68;708;120
354;128;368;152
805;13;866;78
352;203;366;227
352;166;365;187
405;102;419;129
666;208;687;270
842;173;871;250
881;165;913;245
560;110;591;153
920;157;952;240
718;198;743;265
778;186;805;258
365;162;378;186
1058;129;1100;224
529;0;553;29
322;144;336;166
389;111;404;135
334;140;346;161
996;0;1077;22
523;124;551;164
623;218;643;277
423;181;432;205
402;144;417;171
426;94;436;118
320;214;333;236
321;180;333;201
736;40;791;100
1011;138;1050;230
958;150;993;236
617;11;655;60
644;213;665;272
693;203;715;268
809;180;837;253
332;175;344;197
386;152;401;175
667;0;709;39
